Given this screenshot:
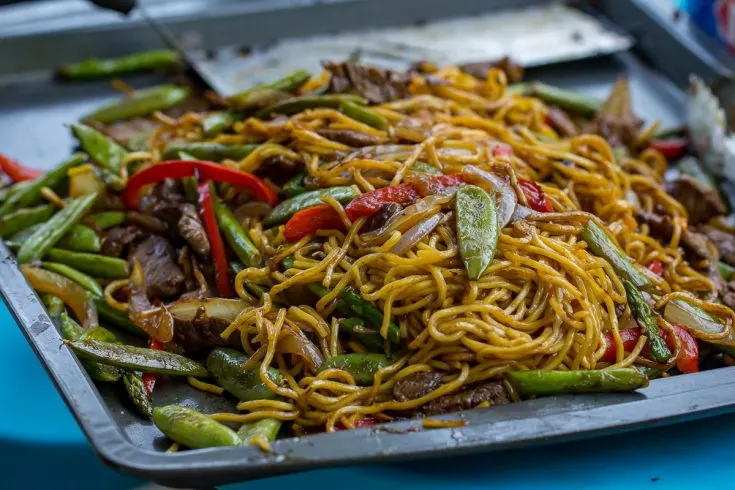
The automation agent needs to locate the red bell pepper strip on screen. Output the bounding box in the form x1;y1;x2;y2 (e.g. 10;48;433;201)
0;154;43;182
648;138;688;160
647;259;664;276
284;204;345;242
345;174;465;221
518;178;553;212
601;328;642;363
123;160;278;209
198;182;234;298
601;325;699;373
142;339;164;396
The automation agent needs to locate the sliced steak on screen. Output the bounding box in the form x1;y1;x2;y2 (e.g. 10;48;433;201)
324;61;410;104
139;179;186;230
665;176;726;225
253;154;301;185
393;371;445;402
178;204;210;257
317;129;382;147
365;203;403;232
170;311;230;354
699;224;735;266
101;225;145;257
546;106;578;137
636;210;713;260
420;381;510;416
459;56;524;83
128;236;185;298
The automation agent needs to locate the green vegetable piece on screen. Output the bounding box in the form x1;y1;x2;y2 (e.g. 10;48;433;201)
340;317;387;353
80;325;118;343
40;294;66;318
528;82;601;116
67;339;208;376
127;129;155;152
45;248;129;278
282;173;308;197
504;83;529;96
264;186;358;226
59;313;121;382
153;405;241;449
678;156;719;190
411;161;442;176
229;69;311;100
212;187;262;267
70;123;127;172
162;142;259;161
123;371;153;418
318;353;394;386
255;94;368;119
0;153;87;217
17;193;98;264
637;366;664;380
229;261;245;276
720;261;735;281
56;224;101;253
0;181;32;203
56;49;180;79
202;111;243;136
506;368;649;396
85;211;127;231
624;281;671;363
84;85;191;123
339;101;389;130
237;418;281;445
0;203;55;238
455;184;499;280
581;219;652;291
42;262;103;297
206;348;284;402
94;297;145;337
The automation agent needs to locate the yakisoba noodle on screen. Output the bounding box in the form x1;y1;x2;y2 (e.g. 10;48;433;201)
123;65;725;432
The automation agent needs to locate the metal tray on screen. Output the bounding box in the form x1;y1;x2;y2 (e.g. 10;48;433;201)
1;0;734;487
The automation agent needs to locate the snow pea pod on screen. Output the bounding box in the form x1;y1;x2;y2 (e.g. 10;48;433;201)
206;348;284;402
527;82;601;116
339;100;389;130
255;94;368;119
57;49;180;79
59;313;121;382
162;142;259;161
237;418;281;445
45;248;129;278
0;203;55;238
84;211;127;231
56;223;101;253
67;338;208;377
153;405;241;449
71;123;127;173
213;190;262;267
40;293;66;318
17;193;98;264
84;85;191;123
318;353;394;386
263;186;358;226
42;262;103;297
202;111;242;136
455;184;498;280
506;368;648;396
340;317;386;353
282;173;308;197
93;297;145;337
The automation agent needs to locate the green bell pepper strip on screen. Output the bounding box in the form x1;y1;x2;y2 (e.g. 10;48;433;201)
206;347;284;402
580;219;653;292
255;94;368;119
212;189;262;267
40;293;66;318
17;193;98;264
59;313;121;382
0;153;87;217
70;123;127;172
623;281;671;363
162;142;259;161
44;248;129;279
506;368;648;396
56;49;181;79
282;173;308;197
41;262;103;297
339;101;389;130
84;211;127;231
237;418;282;445
123;371;153;418
84;85;191;123
67;339;209;377
153;405;241;449
0;203;55;238
55;224;101;253
318;353;394;386
94;297;145;337
455;184;499;280
263;186;358;226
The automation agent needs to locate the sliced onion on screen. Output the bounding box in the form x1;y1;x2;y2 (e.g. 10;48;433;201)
461;165;517;228
168;297;249;322
390;212;443;256
345;145;414;163
362;194;451;244
234;201;272;221
510;204;539;223
664;299;735;345
128;260;174;343
69;168;106;199
22;265;98;328
278;325;324;372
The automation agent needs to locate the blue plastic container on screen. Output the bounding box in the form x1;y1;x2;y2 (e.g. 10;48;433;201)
683;0;735;50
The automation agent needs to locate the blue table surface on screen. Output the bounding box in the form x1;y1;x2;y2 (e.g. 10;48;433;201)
3;304;735;490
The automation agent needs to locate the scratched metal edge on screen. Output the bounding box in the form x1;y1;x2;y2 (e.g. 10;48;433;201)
1;1;735;488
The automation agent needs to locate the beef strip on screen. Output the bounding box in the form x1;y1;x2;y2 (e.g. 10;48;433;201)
101;225;145;257
86;118;157;147
316;129;382;147
721;280;735;310
545;106;578;137
139;179;187;231
699;224;735;266
365;202;403;232
635;210;713;260
128;236;185;298
392;371;510;416
324;61;410;104
665;176;727;225
178;204;210;257
169;309;231;355
253;154;301;185
459;56;524;83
